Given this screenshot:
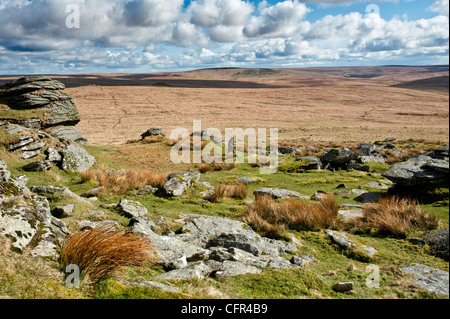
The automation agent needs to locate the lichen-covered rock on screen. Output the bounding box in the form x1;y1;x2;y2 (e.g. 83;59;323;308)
321;148;359;170
46;126;87;145
0;159;11;182
383;155;449;186
117;199;148;219
22;161;52;172
60;143;96;173
163;171;201;197
326;229;378;259
401;263;449;296
254;187;309;200
419;229;449;260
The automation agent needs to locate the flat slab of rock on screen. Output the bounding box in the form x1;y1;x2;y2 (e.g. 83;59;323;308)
254;187;309;200
46;126;87;145
118;199;148;219
163;171;200;197
326;230;377;259
401;263;449;296
60;143;96;173
338;209;364;221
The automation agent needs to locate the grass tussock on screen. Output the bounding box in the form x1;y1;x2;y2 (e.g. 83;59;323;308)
242;195;341;240
347;196;439;238
199;162;236;173
208;184;247;203
81;170;167;195
60;224;154;286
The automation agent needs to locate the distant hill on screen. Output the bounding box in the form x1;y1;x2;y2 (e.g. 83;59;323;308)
392;75;449;93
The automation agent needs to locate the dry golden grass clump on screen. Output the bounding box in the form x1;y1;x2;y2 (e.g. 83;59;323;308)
199;162;236;173
348;196;439;238
242;195;340;239
60;224;154;286
81;170;167;195
208;184;247;203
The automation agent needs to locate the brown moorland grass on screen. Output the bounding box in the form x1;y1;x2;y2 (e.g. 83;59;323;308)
82;170;167;195
208;184;247;203
60;224;154;286
347;196;439;238
242;195;341;240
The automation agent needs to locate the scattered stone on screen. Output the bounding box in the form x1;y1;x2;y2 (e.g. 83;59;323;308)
359;155;386;165
347;162;370;172
355;192;383;203
141;128;165;139
334;189;367;196
60;143;96;173
401;263;449;296
254;187;309;200
117;199;148;219
19;150;41;160
279;147;300;155
234;175;263;184
45;147;62;163
332;282;354;293
163;171;201;197
338;209;365;221
137;186;159;195
294;156;322;170
321;148;359;170
53;204;75;218
290;255;314;267
0;160;11;182
22;161;52;172
311;191;329;201
419;229;449;260
81;187;105;198
361;181;389;190
326;230;377;259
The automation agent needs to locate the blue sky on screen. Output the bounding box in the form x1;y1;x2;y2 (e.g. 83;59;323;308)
0;0;448;74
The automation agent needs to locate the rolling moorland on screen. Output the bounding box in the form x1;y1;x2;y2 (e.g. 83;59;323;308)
0;66;449;300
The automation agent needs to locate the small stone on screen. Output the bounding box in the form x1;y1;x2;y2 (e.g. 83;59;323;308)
332;282;354;293
53;204;75;218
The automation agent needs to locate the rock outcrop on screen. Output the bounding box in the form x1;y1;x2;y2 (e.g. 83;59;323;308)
130;214;312;280
163;172;201;197
401;263;449;296
0;160;69;258
0;76;85;142
383;153;449;187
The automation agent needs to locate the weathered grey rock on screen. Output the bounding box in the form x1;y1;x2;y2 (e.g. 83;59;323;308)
279;147;300;155
30;185;90;204
45;147;62;163
53;204;75;218
361;181;389;190
46;126;87;145
431;145;449;160
338;209;365;221
332;282;354;293
163;171;201;196
141;128;165;138
60;143;96;173
326;230;377;259
7;137;34;151
17;141;45;152
214;261;263;278
136;186;158;195
254;187;309;200
118;199;148;219
234;175;263;184
355;192;383;203
311;191;329;201
360;155;386;164
321;148;359;169
129;216;157;237
401;263;449;296
0;206;38;252
383;155;449;186
0;193;68;256
79;220;120;230
294;156;322;170
334;189;367;196
347;162;371;172
19;150;41;160
0;76;66;96
4;124;25;134
22;161;52;172
0;159;11;182
419;229;449;260
357;144;377;156
290;255;314;267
